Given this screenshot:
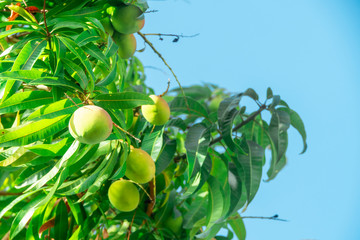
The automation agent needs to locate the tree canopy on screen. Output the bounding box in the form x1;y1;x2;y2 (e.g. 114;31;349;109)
0;0;307;239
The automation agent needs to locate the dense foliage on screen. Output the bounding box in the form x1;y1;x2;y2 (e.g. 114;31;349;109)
0;0;307;239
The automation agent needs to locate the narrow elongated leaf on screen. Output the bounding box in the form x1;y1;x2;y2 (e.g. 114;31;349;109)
58;36;96;81
54;200;68;240
0;70;57;83
51;21;88;32
206;176;225;227
12;39;47;71
183;197;207;229
185;123;211;180
155;137;176;175
27;98;82;121
105;36;118;58
0;28;34;40
79;146;119;201
26;140;79;192
75;29;101;47
0;114;70;147
96;56;118;86
236;141;265;205
61;58;89;89
0;91;53;114
169;96;209;120
218;94;246;154
93;92;153;109
142;128;164;160
278;108;307;154
228;214;246;240
82;43;110;69
10;194;46;239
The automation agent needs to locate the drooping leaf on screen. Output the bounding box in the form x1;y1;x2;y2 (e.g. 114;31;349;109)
185;123;211;180
169;96;210;120
228;214;246;240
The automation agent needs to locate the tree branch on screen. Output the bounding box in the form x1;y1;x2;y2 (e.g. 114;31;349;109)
0;191;22;196
234;214;288;222
209;104;267;146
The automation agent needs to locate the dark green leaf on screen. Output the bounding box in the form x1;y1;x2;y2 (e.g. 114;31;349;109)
54;200;68;240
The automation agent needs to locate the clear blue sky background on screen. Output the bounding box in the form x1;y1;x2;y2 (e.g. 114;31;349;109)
138;0;360;239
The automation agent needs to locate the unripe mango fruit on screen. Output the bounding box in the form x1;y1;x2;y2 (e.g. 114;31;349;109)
163;214;183;235
69;105;113;144
112;32;137;59
141;95;170;125
110;4;145;34
125;148;155;184
108;179;140;212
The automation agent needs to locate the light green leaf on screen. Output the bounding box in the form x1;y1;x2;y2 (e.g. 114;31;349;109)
228;214;246;240
0;91;53;114
61;58;89;89
0;114;70;148
170;96;209;120
93;92;153;109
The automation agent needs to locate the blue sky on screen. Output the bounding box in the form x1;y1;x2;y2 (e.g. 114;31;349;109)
138;0;360;239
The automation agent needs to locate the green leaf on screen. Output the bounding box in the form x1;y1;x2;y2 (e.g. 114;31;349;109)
279;108;307;154
75;29;101;47
82;43;110;69
185;123;211;180
218;94;246;154
266;87;273;99
54;200;68;240
236;141;265;206
26;140;80;192
61;58;89;89
7;4;37;23
26;138;72;156
0;70;57;83
183;197;207;229
0;189;41;219
142;128;164;160
0;91;53;114
93;92;153;109
0;114;70;148
51;21;88;32
10;194;46;239
205;176;225;229
0;28;35;40
105;36;119;58
12;39;47;71
57;5;105;19
244;88;259;101
96;56;118;86
27;98;82;121
155;137;176;175
169;96;209;120
228;214;246;240
58;36;96;82
79;145;120;201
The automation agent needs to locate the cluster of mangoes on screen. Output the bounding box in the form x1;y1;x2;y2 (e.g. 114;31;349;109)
100;3;145;59
68;95;170;211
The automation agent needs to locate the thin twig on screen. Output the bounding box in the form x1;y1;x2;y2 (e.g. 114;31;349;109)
0;191;22;196
137;31;190;112
231;214;288;222
127;209;137;240
145;178;156;217
209;104;267;146
159;79;170;97
113;122;141;143
64;93;81;108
